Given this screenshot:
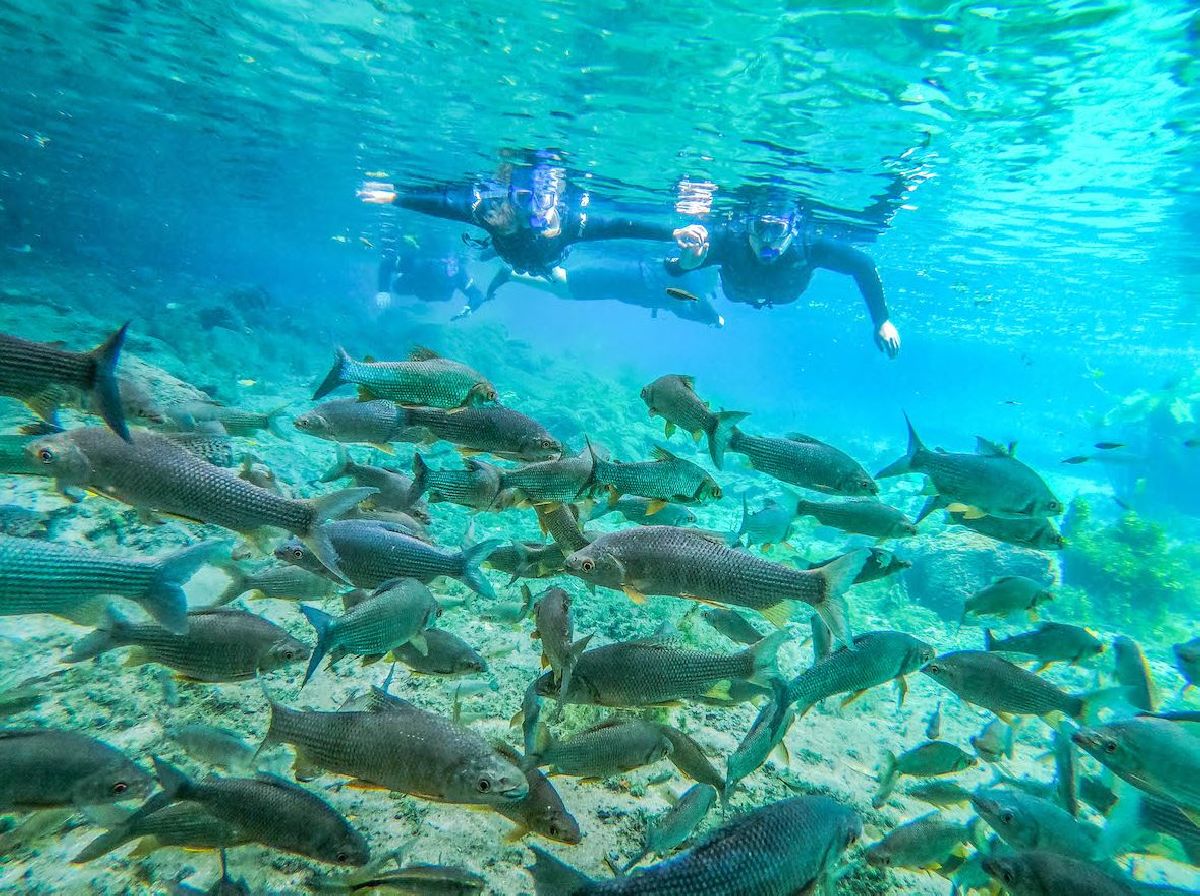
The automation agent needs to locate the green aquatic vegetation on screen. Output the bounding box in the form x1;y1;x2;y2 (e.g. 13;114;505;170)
1061;497;1200;623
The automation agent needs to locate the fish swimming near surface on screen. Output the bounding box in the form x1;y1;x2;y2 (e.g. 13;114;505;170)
563;526;868;647
260;687;527;806
313;346;496;409
299;578;440;685
67;605;310;682
728;428;878;496
135;757;369;866
0;533;218;634
277;518;499;598
527;795;861;896
0;728;153;810
294;399;428;449
639;374;748;469
533;629;786;708
26;427;375;582
877;414;1062;519
0;323;131;440
404;404;562;461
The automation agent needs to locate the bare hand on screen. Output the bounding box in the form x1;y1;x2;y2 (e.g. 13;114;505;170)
358;182;397;205
673;225;709;269
875;320;901;359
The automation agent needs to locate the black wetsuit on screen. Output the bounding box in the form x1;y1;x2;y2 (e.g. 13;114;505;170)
395;183;675;277
377;247;484;307
667;220;890;329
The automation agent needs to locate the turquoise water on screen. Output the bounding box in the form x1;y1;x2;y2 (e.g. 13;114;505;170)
0;1;1198;894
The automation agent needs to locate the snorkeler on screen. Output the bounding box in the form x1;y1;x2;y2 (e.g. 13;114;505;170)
358;160;677;317
667;199;902;358
374;238;485;313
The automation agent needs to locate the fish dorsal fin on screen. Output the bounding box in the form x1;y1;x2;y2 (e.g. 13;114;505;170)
677;375;696;390
253;771;313;794
367;686;414;713
785;432;821;444
409;346;440;362
687;529;728;547
363;355;377;364
650;445;680;463
579;717;630;736
974;436;1013;457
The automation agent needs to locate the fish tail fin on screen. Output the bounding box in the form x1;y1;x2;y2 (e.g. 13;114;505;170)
1096;788;1142;859
265;405;291;440
65;604;133;663
914;495;945;524
1076;685;1134;723
71;817;136;864
459;538;502;599
983;628;995;651
527;845;594;896
215;563;250;606
255;678;289;759
319;445;352;484
807;548;868;648
298;604;335;687
119;756;191;827
876;410;923;479
575;437;601;499
144;541;222;634
872;750;899;808
312;346;353;400
747;628;790;686
410;452;430;500
618;849;649;876
88;321;131;441
729;494;749;547
707;410;749;470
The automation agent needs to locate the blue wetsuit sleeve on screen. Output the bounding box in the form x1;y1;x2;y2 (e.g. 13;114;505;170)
394;186;477;225
808;236;890;328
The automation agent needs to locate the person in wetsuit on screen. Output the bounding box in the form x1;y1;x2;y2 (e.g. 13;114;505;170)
359;162;677;317
374;239;485;313
668;203;901;357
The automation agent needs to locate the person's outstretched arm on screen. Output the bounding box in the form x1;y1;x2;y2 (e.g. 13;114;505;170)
810;236;900;358
576;215;677;244
663;223;723;275
358;182;477;225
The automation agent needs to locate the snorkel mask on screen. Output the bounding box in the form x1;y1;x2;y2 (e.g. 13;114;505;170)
748;212;797;263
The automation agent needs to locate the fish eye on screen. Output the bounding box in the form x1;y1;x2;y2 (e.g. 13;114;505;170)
111;781;128;795
37;447;54;463
580;558;594;573
282;649;296;661
711;486;722;498
336;851;349;864
1000;810;1014;824
290;548;304;560
1103;739;1118;754
476;777;491;793
1002;870;1016;885
926;663;940;674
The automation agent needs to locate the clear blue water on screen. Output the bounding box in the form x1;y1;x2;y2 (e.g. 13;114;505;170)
0;1;1198;893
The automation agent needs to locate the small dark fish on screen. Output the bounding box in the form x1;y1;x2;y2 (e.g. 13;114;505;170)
0;323;130;439
68;606;309;682
530;586;587;717
724;681;794;798
665;287;698;302
970;717;1015;764
313;345;496;409
170;724;257;772
945;510;1064;550
1053;728;1078;817
700;607;765;646
657;725;725;791
1094;442;1124;450
492;744;580;844
392;628;487;676
1185;438;1200;449
527;795;861;896
139;757;369;866
0;728;152;809
1061;455;1091;465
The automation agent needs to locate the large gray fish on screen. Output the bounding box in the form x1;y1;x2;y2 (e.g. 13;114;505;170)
72;801;250;863
864;813;974;872
166;400;289;439
139;757;369;866
405;404;562;461
533;629;785;708
877;415;1063;518
320;446;426;517
984;623;1105;670
313;346;496;409
971;789;1099;860
275;519;499;599
1176;637;1200;694
261;688;527;805
494;448;595;507
982;851;1137;896
27;427;375;582
293;399;427;448
728;428;877;496
0;728;152;810
299;579;440;685
922;650;1101;720
1112;635;1157;712
411;453;502;510
962;575;1053;624
723;680;795;798
530;586;588;717
586;497;696;528
1072;717;1200;815
392;628;487;676
785;630;935;716
621;782;718;873
217;562;342;605
527;795;861;896
640;374;747;469
946;509;1065;550
0;533;216;634
584;443;721;507
563;526;868;646
793;497;918;539
530;718;673;780
67;606;309;682
0;323;130;439
492;744;581;845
